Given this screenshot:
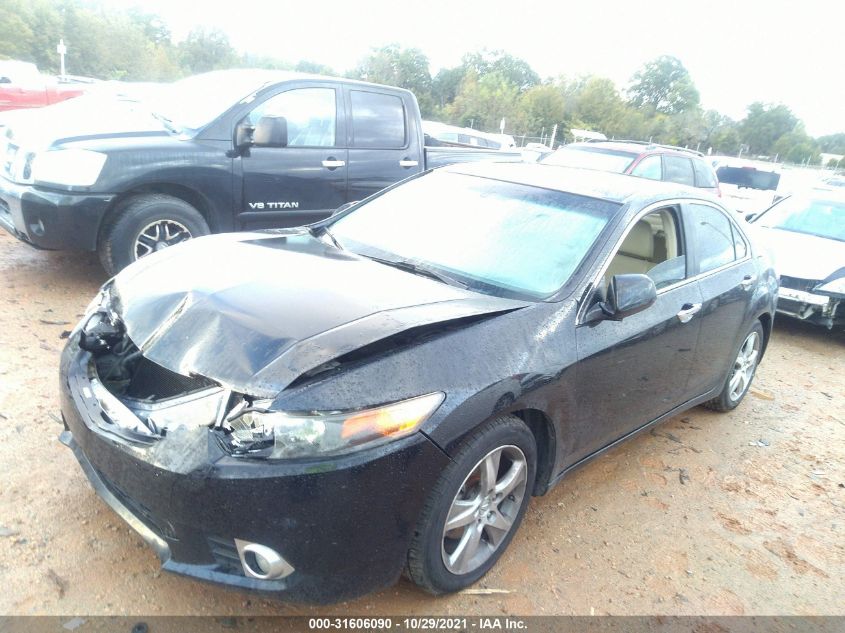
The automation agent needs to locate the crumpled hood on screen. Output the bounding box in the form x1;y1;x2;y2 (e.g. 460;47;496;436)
0;94;166;150
111;231;528;397
755;226;845;281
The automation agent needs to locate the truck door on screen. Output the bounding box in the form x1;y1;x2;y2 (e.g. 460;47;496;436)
238;84;347;230
345;88;422;202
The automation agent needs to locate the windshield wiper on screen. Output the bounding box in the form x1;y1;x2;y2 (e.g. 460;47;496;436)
150;111;181;134
364;255;467;289
308;225;343;250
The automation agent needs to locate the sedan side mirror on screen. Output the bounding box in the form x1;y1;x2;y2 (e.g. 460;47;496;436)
587;274;657;322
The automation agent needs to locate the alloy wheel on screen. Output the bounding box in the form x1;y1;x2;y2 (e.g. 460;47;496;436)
728;331;760;401
134;219;192;260
441;445;528;575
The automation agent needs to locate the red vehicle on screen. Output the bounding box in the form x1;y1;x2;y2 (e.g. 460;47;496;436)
541;140;721;197
0;61;87;111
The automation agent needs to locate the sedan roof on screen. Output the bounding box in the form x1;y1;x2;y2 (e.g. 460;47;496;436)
445;161;717;207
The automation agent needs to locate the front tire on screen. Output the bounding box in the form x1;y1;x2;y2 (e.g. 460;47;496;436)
407;416;536;594
704;321;764;412
98;194;210;275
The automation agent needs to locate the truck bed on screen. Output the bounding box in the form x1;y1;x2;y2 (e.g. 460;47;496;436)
424;146;524;169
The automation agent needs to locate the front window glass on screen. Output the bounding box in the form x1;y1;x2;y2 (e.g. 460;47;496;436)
604;208;685;291
246;88;336;147
541;146;638;173
688;204;737;272
756;195;845;242
330;171;620;299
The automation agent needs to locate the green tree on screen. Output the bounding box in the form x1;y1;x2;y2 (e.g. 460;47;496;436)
461;50;539;92
351;44;433;114
573;77;626;134
739;102;799;155
444;70;519;132
432;66;465;109
178;28;238;74
628;55;700;115
516;83;566;137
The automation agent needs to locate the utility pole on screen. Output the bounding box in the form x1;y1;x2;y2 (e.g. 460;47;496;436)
57;39;67;77
548;124;558;149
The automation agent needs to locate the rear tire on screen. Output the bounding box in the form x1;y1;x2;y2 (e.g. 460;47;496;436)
98;194;209;275
407;416;536;594
704;321;764;412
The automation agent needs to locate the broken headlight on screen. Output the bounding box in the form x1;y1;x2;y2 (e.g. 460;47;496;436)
220;392;444;459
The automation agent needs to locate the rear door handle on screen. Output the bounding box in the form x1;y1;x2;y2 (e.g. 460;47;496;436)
399;158;419;168
740;274;756;290
321;158;346;169
677;303;702;323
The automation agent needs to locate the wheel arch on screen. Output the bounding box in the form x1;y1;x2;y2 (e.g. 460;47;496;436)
757;311;773;359
97;182;217;248
510;408;557;497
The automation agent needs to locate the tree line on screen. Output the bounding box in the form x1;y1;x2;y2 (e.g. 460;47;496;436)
1;0;842;165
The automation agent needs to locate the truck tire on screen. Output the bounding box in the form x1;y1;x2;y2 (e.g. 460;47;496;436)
98;194;210;275
407;415;536;594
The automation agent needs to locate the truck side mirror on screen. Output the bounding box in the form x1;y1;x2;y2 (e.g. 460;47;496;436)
234;121;253;149
253;116;288;148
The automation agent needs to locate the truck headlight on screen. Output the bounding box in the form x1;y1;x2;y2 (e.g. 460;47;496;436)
815;277;845;299
31;149;107;187
221;392;444;459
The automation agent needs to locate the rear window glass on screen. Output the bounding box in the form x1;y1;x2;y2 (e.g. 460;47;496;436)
716;166;780;191
688;203;737;272
351;90;406;148
693;159;718;188
663;155;695;187
541;147;637;173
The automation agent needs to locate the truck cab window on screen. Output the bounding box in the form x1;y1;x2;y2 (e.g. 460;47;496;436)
247;88;336;147
351;90;406;148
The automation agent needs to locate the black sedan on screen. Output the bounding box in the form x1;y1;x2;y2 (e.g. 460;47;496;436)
58;163;777;603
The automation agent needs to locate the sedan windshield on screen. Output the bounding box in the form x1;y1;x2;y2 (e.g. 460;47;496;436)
756;195;845;242
143;70;278;132
330;171;620;300
541;146;638;173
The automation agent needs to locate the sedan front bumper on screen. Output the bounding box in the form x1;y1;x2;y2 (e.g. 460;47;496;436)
59;341;450;603
777;286;843;329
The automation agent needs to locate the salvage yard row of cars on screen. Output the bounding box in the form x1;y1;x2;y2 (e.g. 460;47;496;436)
0;69;841;603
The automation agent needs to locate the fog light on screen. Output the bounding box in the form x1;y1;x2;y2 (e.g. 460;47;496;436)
234;539;294;580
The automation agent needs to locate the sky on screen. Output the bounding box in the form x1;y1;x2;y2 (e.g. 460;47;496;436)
105;0;844;136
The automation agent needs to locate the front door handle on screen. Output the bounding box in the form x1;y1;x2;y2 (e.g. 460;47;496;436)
677;303;702;323
739;274;756;290
321;158;346;169
399;158;419;168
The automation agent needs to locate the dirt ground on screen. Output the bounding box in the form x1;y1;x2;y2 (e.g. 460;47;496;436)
0;229;843;617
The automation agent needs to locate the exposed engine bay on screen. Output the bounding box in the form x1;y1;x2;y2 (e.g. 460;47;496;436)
78;309;251;445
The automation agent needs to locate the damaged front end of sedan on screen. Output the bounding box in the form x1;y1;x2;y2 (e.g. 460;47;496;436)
777;270;845;329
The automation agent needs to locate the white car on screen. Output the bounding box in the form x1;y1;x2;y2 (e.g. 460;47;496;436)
711;157;782;216
750;191;845;329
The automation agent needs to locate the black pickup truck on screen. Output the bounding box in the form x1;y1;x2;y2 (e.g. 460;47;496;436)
0;70;519;273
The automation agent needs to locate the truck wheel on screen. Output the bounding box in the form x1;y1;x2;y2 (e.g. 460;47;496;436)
407;416;536;594
98;194;209;275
